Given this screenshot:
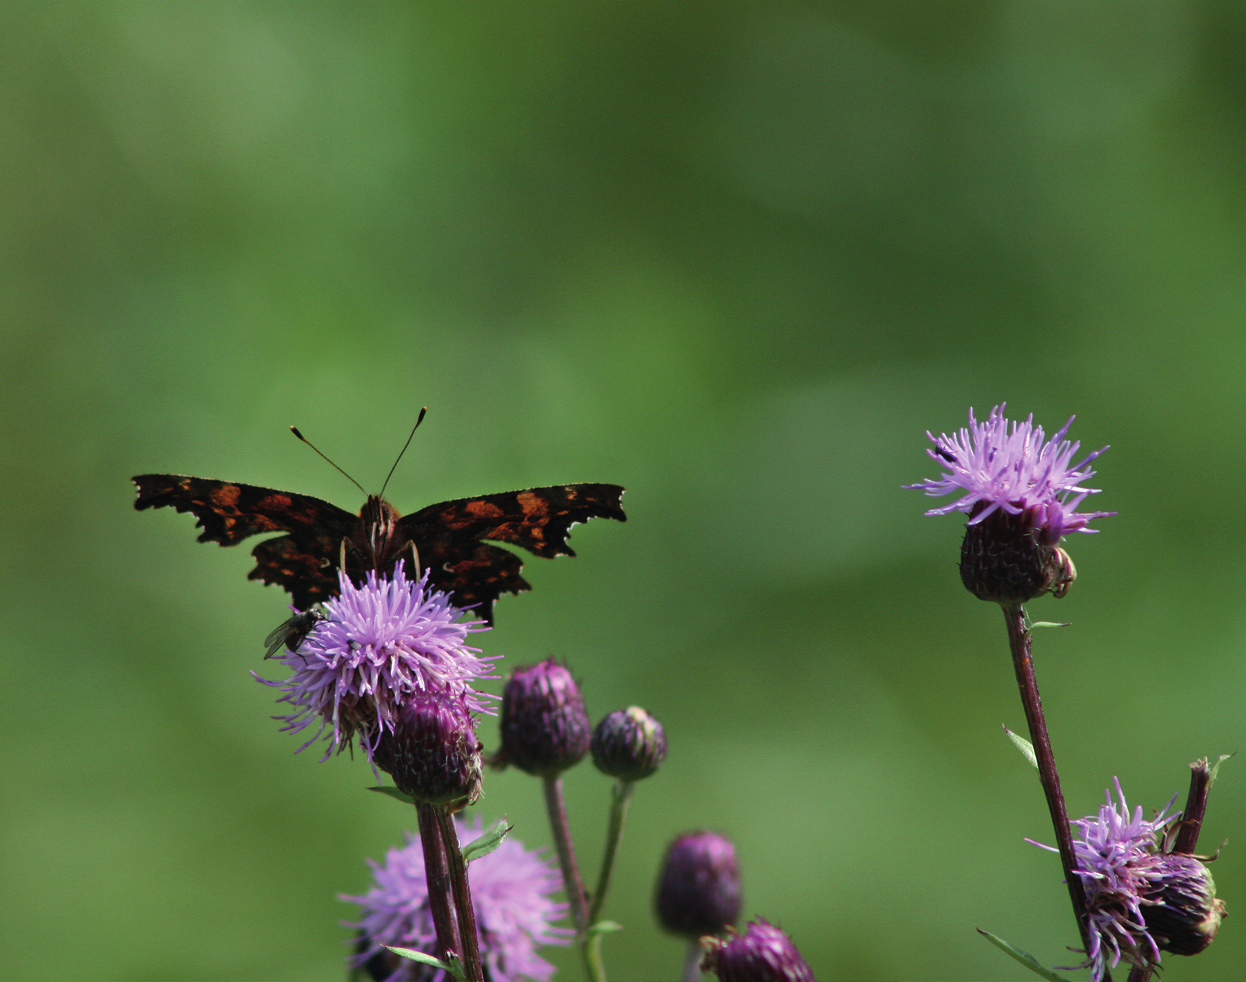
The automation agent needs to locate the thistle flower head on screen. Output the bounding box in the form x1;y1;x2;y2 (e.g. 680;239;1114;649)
700;919;814;982
1031;778;1225;981
591;706;668;782
256;561;497;761
496;660;591;778
906;405;1112;601
344;816;572;982
655;831;743;939
372;692;483;810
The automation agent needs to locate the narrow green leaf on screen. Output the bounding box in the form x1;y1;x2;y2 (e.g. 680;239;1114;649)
586;920;624;937
1028;620;1070;630
1003;725;1038;769
385;947;458;975
1210;753;1235;786
976;928;1072;982
368;786;415;805
463;817;512;863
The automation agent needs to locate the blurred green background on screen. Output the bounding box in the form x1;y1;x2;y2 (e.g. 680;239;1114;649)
5;2;1246;979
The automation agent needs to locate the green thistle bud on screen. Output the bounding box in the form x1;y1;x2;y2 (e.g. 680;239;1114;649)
591;707;667;782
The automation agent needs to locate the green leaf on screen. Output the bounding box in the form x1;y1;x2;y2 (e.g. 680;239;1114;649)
586;920;624;937
384;947;463;979
1027;620;1070;630
976;928;1072;982
368;786;415;805
463;817;512;863
1210;753;1235;786
1003;725;1038;770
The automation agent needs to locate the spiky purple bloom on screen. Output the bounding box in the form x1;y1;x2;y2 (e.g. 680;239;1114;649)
344;816;572;982
908;404;1110;531
906;405;1112;601
1031;778;1225;981
257;561;497;761
701;919;814;982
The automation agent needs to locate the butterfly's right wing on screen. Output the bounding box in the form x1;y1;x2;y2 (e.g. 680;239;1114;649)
397;483;626;622
132;474;358;607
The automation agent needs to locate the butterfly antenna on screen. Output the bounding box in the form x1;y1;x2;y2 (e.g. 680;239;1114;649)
380;407;427;498
289;426;366;496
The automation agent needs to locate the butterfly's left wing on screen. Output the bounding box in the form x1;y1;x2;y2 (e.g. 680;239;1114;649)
132;474;358;607
397;484;626;623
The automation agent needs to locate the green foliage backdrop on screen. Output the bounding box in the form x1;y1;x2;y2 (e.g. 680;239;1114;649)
4;3;1246;979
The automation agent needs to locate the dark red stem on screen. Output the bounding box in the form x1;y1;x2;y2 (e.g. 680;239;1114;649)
1174;757;1212;856
436;808;485;982
1001;604;1094;961
415;802;461;966
542;774;590;935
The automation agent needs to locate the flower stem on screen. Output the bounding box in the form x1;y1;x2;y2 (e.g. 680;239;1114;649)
1001;604;1092;958
542;775;595;977
415;802;462;968
1174;757;1213;856
589;780;634;925
584;780;635;980
680;939;703;982
436;808;485;982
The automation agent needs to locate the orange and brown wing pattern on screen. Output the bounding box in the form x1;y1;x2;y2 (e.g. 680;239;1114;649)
399;483;626;621
131;474;358;607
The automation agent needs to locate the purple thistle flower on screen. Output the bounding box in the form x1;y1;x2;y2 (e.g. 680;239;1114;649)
906;405;1112;602
701;919;814;982
372;691;484;809
655;831;743;939
907;404;1111;538
1030;778;1225;981
256;561;497;761
344;816;572;982
497;660;592;778
591;706;668;782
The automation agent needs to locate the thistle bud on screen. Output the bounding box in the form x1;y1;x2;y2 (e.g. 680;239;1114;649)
591;707;667;782
1141;853;1226;957
701;919;814;982
655;831;742;938
373;692;483;810
959;505;1074;603
1033;778;1226;980
497;660;591;777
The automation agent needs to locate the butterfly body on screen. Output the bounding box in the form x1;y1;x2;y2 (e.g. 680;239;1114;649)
131;474;626;622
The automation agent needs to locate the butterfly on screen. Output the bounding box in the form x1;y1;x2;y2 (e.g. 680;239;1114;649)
132;464;626;625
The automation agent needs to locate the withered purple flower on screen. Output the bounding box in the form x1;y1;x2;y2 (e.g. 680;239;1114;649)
906;405;1112;602
1030;778;1225;981
257;560;497;761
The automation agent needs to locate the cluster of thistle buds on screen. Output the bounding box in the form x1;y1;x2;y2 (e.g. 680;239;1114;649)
491;659;814;981
910;405;1228;982
255;565;817;981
